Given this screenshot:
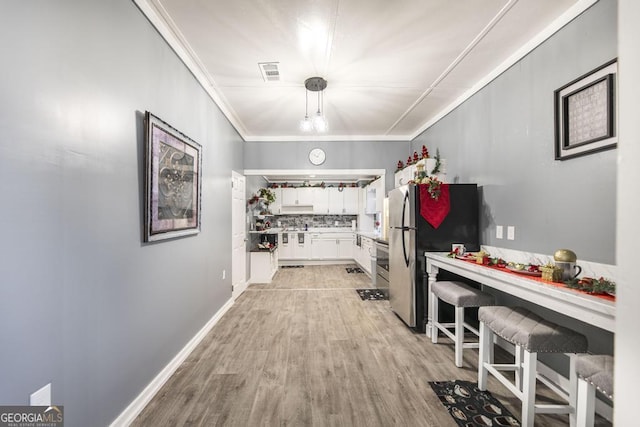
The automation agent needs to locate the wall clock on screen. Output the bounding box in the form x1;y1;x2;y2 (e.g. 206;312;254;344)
309;148;326;165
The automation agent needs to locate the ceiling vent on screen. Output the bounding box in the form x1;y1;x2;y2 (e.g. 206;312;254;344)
258;62;280;82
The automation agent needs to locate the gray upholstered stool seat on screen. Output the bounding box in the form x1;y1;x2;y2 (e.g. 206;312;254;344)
432;280;495;307
430;280;495;367
575;354;614;426
478;305;588;353
575;354;614;398
477;306;588;427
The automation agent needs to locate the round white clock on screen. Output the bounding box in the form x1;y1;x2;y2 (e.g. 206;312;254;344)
309;148;326;165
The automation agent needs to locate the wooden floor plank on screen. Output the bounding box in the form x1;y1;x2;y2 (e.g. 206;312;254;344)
132;265;610;426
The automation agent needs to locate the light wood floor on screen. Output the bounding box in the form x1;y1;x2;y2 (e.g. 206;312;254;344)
132;265;610;426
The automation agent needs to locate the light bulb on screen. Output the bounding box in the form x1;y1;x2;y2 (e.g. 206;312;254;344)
300;115;312;132
313;112;327;132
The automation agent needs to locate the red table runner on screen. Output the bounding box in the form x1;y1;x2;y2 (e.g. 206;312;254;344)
454;257;615;302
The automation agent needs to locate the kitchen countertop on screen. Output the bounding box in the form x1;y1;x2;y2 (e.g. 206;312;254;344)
250;229;386;241
280;227;355;233
250;245;278;253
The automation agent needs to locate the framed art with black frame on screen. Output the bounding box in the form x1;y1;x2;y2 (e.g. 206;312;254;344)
144;111;202;242
554;59;618;160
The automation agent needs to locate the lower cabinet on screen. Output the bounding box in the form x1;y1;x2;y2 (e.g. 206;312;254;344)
278;232;356;262
310;233;354;260
336;237;354;259
278;233;311;260
355;236;374;274
250;248;278;283
311;237;336;259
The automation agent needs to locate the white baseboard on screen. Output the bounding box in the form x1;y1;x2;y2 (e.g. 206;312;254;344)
233;280;249;300
109;298;235;426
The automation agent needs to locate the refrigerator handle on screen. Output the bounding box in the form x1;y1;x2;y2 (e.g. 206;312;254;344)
401;190;410;267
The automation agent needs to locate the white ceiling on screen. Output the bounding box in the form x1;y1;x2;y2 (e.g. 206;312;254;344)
136;0;594;142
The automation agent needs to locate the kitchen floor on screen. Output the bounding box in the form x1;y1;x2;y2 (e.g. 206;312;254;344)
132;265;611;426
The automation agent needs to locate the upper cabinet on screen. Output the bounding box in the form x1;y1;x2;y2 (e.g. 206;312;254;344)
276;186;359;215
270;188;282;214
365;177;385;214
313;188;329;214
328;187;358;214
281;188;314;206
394;158;446;188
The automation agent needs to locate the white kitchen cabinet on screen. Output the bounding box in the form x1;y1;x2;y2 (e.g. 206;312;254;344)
278;232;310;260
281;188;297;205
308;232;354;260
281;187;314;206
336;236;354;259
327;188;342;214
278;233;293;258
310;235;335;259
327;187;359;214
361;237;374;273
354;236;374;274
342;188;359;214
394;158;446;188
270;188;282;214
293;233;311;259
313;188;329;214
394;165;415;188
365;177;385;214
281;188;314;214
297;187;314;205
250;248;278;283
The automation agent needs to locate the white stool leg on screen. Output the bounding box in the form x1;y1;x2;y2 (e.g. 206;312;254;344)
569;354;577;427
576;378;595;427
521;350;537;427
454;306;464;367
431;295;439;344
515;344;523;391
478;321;491;390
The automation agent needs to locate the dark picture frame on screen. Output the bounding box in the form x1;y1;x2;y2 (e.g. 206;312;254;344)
554;59;617;160
144;111;202;242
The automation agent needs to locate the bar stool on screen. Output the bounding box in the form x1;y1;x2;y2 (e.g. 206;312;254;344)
430;280;495;367
574;354;614;427
478;306;588;427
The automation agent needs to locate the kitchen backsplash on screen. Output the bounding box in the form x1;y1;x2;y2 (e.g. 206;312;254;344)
275;215;357;229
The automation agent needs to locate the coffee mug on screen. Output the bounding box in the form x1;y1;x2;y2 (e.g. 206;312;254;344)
452;243;466;255
556;261;582;281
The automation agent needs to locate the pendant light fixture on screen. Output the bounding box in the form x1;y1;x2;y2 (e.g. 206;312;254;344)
300;77;328;132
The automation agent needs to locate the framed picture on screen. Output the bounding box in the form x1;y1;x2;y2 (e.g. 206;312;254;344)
144;112;202;242
554;59;617;160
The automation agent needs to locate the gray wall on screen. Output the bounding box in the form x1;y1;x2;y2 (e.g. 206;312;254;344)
244;140;410;193
0;1;243;426
412;0;617;264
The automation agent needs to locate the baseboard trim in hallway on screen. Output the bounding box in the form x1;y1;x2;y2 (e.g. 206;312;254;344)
109;297;235;427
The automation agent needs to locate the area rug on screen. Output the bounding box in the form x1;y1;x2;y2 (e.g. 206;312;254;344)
356;289;388;300
346;267;364;273
429;380;520;426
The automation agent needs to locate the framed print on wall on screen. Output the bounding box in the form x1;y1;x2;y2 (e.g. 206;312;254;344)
144;111;202;242
554;59;618;160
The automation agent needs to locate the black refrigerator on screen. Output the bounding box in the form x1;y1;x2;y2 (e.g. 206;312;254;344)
388;184;479;331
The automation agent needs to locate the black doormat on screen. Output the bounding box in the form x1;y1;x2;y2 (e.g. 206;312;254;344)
356;289;388;300
281;265;304;269
429;380;520;426
346;267;364;273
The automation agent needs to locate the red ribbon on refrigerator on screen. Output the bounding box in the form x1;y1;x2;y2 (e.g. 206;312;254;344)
419;184;450;228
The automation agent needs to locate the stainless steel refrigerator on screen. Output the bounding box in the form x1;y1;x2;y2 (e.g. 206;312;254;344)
389;184;479;331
